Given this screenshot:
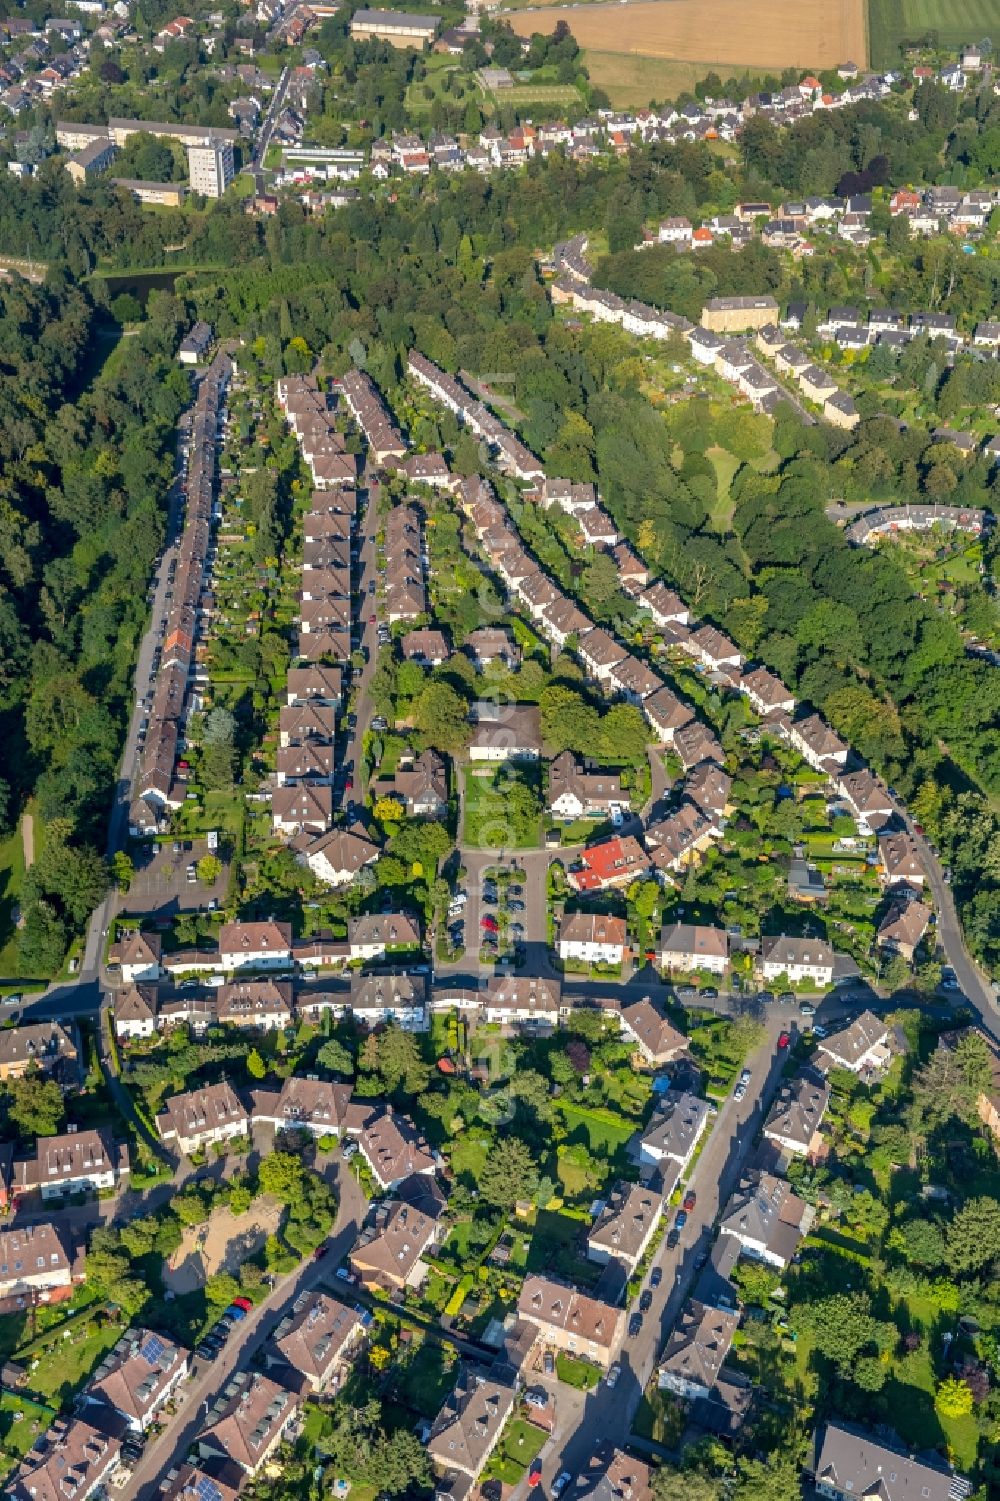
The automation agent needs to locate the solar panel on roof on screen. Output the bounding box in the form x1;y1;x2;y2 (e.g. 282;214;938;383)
196;1476;223;1501
141;1334;166;1365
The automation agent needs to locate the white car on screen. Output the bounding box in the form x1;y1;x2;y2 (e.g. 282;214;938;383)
606;1363;620;1388
733;1082;746;1103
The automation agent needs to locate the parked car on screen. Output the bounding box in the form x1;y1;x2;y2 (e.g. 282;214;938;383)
674;1210;688;1230
650;1267;663;1289
811;1025;828;1040
528;1460;543;1489
606;1363;620;1388
543;1351;555;1376
778;991;795;1003
525;1387;548;1411
777;1032;791;1049
740;1067;752;1084
675;985;696;999
666;1229;680;1249
313;1243;329;1259
231;1297;253;1312
733;1083;747;1103
700;986;718;999
639;1289;653;1313
553;1476;572;1498
628;1312;642;1338
683;1190;697;1212
799;1002;816;1018
508;900;525;912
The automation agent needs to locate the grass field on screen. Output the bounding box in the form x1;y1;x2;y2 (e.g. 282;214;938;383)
868;0;1000;68
510;0;867;70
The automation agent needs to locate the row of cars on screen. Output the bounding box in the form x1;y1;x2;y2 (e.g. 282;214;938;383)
194;1295;255;1361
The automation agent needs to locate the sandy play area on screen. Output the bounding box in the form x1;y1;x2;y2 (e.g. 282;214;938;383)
163;1196;284;1295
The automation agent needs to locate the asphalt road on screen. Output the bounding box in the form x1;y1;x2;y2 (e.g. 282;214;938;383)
251;64;291;172
123;1158;367;1501
512;1017;791;1498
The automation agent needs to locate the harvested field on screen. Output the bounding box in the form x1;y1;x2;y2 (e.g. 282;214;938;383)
581;51;765;106
163;1196;283;1295
509;0;867;71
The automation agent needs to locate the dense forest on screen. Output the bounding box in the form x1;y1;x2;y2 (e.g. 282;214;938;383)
0;281;190;970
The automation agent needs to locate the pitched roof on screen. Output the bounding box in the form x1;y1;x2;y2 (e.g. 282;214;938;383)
86;1328;189;1423
427;1368;515;1478
518;1276;621;1350
660;1298;739;1389
660;922;728;962
720;1170;810;1264
763;1072;831;1151
588;1181;661;1261
359;1108;435;1186
197;1373;299;1471
813;1421;959;1501
818;1009;890;1069
273;1291;362;1382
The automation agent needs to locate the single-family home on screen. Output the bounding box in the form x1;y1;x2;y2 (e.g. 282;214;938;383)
252;1076;354;1139
760;934;834;986
271;1291;364;1394
85;1329;189;1433
197;1374;300;1475
357;1108;435;1192
547;752;626;820
297;827;380;887
568;836;651;893
811;1421;960;1501
659;1299;739;1399
467;703;543;762
0;1222;74;1305
216;980;294;1031
370;748;448;819
348;912;422;962
816;1010;894;1079
218;920;293;975
426;1368;516;1485
877;832;925;887
155;1082;250;1155
877;899;932;961
12;1129;128;1202
639;1091;711;1173
6;1420;121;1501
350;1193;442;1292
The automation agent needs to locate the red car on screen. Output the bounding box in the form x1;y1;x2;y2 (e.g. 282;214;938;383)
368;614;376;625
778;1032;791;1049
345;777;354;790
313;1244;329;1259
683;1190;697;1212
232;1296;253;1312
528;1460;544;1488
481;915;499;932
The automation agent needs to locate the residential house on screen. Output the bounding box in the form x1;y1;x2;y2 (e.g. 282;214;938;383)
196;1374;300;1475
13;1129;127;1202
109;930;163;985
683;625;743;671
0;1223;74;1305
788;713;849;773
5;1419;121;1501
297;827;380;887
577;627;626;684
673;720;724;771
467;703;542;762
155;1082;249;1155
587;1181;663;1273
427;1368;516;1485
547;752;626;820
740;666;795;717
877;899;932;962
483;975;563;1029
607;655;662;704
718;1172;812;1268
877;832;925;888
0;1023;78;1083
348;971;427;1031
817;1010;894;1079
644;801;720;876
760;934;834;986
837;769;894;833
401;629;449;666
517;1276;623;1367
575;1447;653;1501
252;1077;353;1139
370;749;448;819
218;920;293;974
85;1329;189;1433
557;912;628;967
358;1108;435;1191
686;763;732;821
216;980;294;1031
660;923;728;975
271;1291;364;1392
643;686;695;746
811;1421;960;1501
271;783;333;838
350;1194;441;1292
763;1072;831;1156
659;1299;739;1399
639;1091;711;1174
348;913;422;962
568;836;651;893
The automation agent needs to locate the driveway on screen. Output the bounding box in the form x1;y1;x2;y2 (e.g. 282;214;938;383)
123;1158;367;1501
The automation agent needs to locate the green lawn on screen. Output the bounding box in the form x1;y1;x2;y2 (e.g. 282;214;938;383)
868;0;1000;66
446;1133;493;1188
0;1390;56;1475
503;1417;548;1468
0;817;49;984
557;1102;638;1158
25;1318;127;1408
462;768;541;849
556;1353;601;1389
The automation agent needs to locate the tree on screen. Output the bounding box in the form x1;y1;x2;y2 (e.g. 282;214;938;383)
6;1074;65;1137
205;1271;242;1307
936;1376;974;1418
946;1197;1000;1275
733;1455;802;1501
196;854;222;884
792;1292;894;1384
376;1025;430;1095
652;1468;721;1501
112;850;134;893
247;1048;267;1080
413;680;469;753
896;1216;946;1269
478;1136;538;1210
318;1038;354;1075
258;1151;306;1201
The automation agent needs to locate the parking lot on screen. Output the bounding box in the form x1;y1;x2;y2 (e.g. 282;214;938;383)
118;837;229;917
